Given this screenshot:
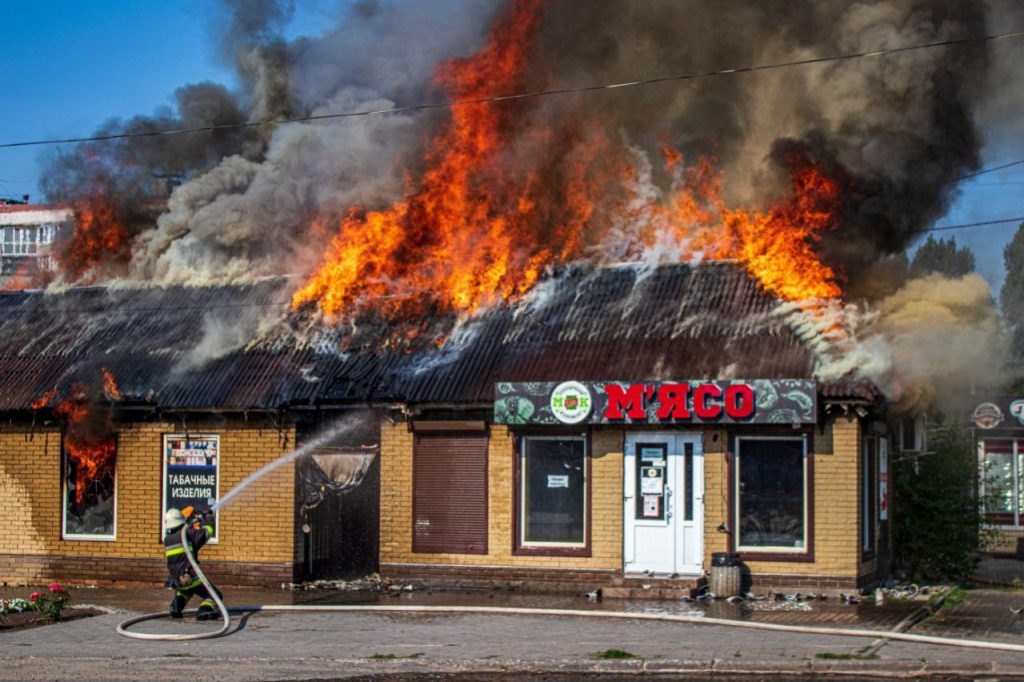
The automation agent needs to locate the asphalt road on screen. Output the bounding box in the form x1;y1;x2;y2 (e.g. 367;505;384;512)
1;606;1022;681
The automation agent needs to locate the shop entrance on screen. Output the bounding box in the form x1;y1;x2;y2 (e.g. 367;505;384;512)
623;432;703;576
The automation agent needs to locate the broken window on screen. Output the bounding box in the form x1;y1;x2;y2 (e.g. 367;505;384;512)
62;436;117;540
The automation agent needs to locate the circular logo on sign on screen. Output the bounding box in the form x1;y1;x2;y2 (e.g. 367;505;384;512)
972;402;1004;430
1010;400;1024;426
550;381;592;424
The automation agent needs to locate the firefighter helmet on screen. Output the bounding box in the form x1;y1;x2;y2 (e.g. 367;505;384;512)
164;508;186;531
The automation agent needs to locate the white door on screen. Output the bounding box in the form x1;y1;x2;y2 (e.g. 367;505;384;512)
623;432;703;576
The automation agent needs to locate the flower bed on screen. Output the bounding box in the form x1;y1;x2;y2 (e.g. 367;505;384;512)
0;581;71;622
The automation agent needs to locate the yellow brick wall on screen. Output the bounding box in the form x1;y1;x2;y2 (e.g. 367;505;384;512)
380;423;622;570
704;418;862;577
382;419;865;579
0;422;296;564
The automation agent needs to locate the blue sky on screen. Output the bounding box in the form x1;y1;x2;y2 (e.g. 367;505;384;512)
0;1;1020;293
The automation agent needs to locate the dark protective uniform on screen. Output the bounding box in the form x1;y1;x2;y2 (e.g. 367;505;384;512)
164;521;222;620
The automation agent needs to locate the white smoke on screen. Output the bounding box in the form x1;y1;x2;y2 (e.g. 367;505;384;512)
783;273;1009;410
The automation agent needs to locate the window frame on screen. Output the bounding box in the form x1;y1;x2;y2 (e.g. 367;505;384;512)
513;432;591;557
979;438;1019;528
730;434;813;561
61;434;118;542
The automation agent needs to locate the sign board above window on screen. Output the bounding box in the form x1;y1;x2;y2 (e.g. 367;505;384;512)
494;380;816;425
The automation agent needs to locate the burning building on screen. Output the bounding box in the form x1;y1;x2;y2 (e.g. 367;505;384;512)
1;0;1018;589
0;263;889;591
0;201;71;286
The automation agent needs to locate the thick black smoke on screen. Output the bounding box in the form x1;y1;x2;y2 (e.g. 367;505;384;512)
535;0;997;294
38;0;1020;296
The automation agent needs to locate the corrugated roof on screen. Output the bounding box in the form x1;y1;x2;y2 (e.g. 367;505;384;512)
0;263;873;412
0;279;359;411
389;263;818;404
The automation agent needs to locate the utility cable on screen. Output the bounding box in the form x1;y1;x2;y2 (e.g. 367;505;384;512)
1;30;1022;149
917;216;1024;233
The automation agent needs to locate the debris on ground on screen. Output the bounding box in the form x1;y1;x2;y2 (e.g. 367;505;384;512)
281;573;415;593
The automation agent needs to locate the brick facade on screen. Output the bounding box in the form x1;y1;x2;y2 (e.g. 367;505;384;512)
380;423;622;571
381;416;877;590
0;420;298;587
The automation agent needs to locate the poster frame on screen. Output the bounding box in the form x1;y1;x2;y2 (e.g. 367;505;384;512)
161;433;220;543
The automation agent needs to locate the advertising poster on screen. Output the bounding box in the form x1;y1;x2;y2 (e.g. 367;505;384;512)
640;466;664;495
879;437;889;521
643;495;661;518
162;434;219;539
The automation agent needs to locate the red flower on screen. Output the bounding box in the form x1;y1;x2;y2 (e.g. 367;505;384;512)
49;583;62;592
29;592;40;602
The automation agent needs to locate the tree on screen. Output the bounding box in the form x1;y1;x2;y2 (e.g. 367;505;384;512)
1001;222;1024;327
909;235;976;279
892;416;992;581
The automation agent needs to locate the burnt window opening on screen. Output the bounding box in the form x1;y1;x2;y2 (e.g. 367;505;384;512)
735;437;808;553
62;436;117;540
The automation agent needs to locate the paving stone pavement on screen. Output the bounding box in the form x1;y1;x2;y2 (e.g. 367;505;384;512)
2;602;1024;681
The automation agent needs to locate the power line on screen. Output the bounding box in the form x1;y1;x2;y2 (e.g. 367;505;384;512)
949;158;1024;184
917;216;1024;233
1;30;1021;150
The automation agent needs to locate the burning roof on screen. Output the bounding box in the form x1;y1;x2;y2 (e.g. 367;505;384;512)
0;262;874;414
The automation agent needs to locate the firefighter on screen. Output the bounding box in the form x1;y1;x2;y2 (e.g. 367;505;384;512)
163;506;222;621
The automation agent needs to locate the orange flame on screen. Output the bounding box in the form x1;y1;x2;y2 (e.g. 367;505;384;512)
54;383;116;505
292;0;580;318
1;258;44;291
295;0;845;326
31;387;59;410
53;197;132;283
102;367;122;401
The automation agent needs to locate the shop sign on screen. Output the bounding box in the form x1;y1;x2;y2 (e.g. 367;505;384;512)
162;434;219;539
494;379;816;425
1011;400;1024;425
971;403;1004;430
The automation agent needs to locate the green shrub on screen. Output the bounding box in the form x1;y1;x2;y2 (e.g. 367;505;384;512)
893;417;993;581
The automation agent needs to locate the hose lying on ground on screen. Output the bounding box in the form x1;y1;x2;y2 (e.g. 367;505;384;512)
116;534;1024;653
116;524;231;641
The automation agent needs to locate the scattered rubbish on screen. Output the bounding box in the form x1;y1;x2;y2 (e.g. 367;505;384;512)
282;573;410;593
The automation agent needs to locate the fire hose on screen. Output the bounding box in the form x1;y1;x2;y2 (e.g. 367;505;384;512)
116;523;231;640
115;530;1024;652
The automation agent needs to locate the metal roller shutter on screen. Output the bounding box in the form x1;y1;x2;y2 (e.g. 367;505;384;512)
413;432;488;554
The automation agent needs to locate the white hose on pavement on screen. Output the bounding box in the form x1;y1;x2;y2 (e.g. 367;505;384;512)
115;536;1024;652
116;524;231;640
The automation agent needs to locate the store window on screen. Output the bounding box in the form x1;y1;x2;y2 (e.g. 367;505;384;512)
62;437;117;540
980;440;1017;526
735;437;808;553
517;436;587;550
